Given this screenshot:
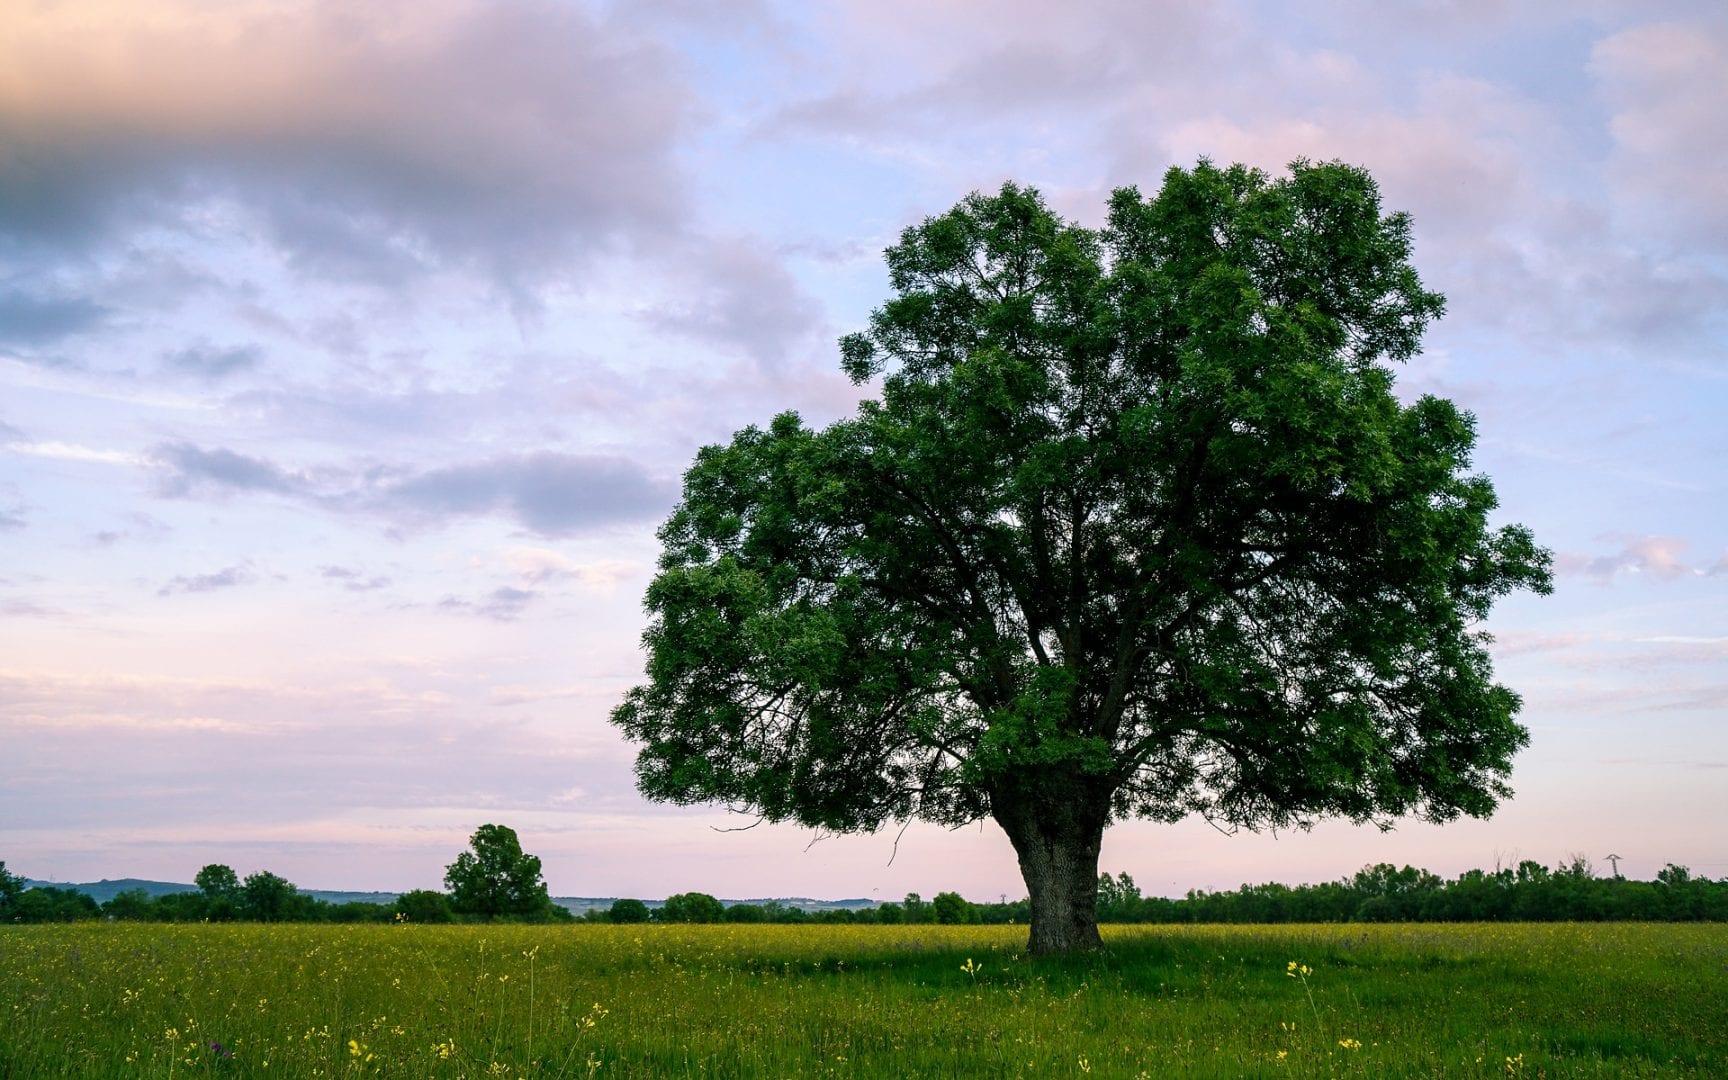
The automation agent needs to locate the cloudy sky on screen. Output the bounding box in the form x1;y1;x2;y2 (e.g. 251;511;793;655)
3;0;1724;901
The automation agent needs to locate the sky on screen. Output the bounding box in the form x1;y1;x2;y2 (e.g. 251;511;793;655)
3;0;1725;902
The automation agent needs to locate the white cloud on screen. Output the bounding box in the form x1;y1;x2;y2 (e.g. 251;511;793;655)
503;548;643;589
5;441;139;466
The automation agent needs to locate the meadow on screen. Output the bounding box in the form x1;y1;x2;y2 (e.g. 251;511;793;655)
2;921;1723;1078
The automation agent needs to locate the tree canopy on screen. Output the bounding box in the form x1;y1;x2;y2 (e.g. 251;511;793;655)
443;824;554;921
194;863;240;901
612;159;1551;953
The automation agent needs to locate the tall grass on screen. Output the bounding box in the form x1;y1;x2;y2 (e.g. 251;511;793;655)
2;922;1723;1077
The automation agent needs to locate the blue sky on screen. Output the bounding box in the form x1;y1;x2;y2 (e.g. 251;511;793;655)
3;0;1724;900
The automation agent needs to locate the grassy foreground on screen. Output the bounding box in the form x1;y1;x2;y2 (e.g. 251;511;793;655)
2;922;1723;1078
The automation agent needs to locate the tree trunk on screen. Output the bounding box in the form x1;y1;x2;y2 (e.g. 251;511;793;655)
993;785;1109;954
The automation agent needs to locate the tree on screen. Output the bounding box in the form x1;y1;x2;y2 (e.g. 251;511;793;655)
932;890;977;924
194;864;241;919
102;888;156;921
612;160;1552;953
0;861;22;919
195;863;241;902
240;871;298;921
12;886;99;922
656;891;725;923
394;889;455;924
608;897;651;924
1098;872;1143;921
443;824;553;921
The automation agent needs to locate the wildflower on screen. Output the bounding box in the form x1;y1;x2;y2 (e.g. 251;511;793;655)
1338;1038;1362;1051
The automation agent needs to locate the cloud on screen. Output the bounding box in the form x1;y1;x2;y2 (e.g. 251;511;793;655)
0;290;109;346
439;586;539;621
756;0;1251;197
147;441;670;536
1553;535;1709;582
641;237;830;368
157;563;257;596
377;452;672;536
0;0;692;291
1485;631;1594;657
319;566;392;592
150;442;305;497
90;512;171;547
163;342;263;380
1592;18;1728;249
502;548;642;589
7;441;140;466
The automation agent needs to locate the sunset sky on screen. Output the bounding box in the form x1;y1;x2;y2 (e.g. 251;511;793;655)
3;0;1724;901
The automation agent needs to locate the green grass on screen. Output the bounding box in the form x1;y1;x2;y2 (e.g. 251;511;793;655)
2;922;1724;1077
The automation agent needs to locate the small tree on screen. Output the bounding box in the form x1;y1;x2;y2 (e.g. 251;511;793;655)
394;889;455;924
194;863;240;901
657;891;725;923
1097;872;1143;920
443;824;553;921
608;898;650;924
932;890;977;924
240;871;298;921
102;888;156;921
194;864;240;920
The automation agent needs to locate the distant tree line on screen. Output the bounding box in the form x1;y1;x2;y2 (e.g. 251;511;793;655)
1114;859;1728;925
585;860;1728;925
0;826;574;926
6;852;1723;927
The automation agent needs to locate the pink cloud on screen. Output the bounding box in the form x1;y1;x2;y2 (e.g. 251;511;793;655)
0;0;690;281
1554;535;1701;582
1591;19;1728;248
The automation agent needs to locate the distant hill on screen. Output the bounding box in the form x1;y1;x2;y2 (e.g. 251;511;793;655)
21;878;881;912
22;878;198;903
23;878;399;906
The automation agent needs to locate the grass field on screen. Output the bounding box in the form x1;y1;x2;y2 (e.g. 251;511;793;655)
2;921;1724;1078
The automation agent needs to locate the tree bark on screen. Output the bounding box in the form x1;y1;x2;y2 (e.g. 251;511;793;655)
993;784;1110;954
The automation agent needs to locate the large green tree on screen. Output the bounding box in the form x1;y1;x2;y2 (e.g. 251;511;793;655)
443;824;553;921
612;160;1551;954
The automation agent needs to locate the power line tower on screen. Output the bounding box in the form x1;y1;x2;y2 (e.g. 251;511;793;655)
1604;853;1623;878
